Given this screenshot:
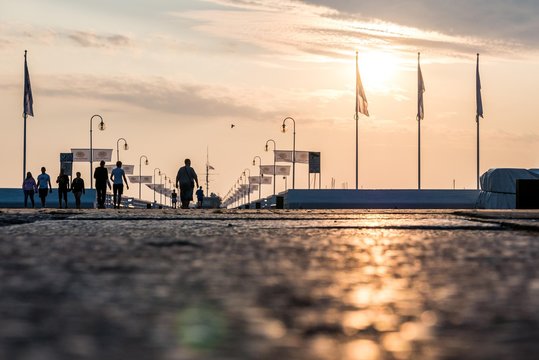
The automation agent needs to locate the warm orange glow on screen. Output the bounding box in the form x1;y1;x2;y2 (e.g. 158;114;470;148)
358;51;400;91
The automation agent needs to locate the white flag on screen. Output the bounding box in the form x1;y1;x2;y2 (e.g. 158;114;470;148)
418;53;425;120
356;51;369;116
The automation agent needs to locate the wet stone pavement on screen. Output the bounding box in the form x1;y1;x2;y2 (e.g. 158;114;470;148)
1;209;539;360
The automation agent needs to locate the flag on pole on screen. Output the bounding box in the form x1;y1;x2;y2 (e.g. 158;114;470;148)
24;51;34;117
418;53;425;120
356;52;369;117
476;53;483;118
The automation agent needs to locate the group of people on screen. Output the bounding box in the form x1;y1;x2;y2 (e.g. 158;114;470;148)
22;167;86;209
22;158;205;209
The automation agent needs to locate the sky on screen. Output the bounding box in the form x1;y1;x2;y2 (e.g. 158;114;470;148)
2;0;539;202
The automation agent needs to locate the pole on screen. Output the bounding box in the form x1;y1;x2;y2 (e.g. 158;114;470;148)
90;120;93;190
23;50;28;182
418;115;421;190
355;51;359;190
477;115;480;190
139;158;142;199
23;114;27;181
282;118;296;189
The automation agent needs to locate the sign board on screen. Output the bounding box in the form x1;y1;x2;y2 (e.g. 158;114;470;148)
274;150;310;164
60;152;74;176
60;162;73;176
309;152;321;173
128;175;153;184
60;153;74;162
71;149;113;162
106;164;135;175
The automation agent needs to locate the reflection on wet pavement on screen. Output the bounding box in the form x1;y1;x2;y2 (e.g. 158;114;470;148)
1;210;539;359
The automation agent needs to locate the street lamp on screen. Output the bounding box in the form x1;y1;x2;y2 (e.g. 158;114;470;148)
90;114;105;190
243;168;251;206
283;176;288;191
265;139;276;196
153;167;161;204
168;179;172;207
139;155;149;199
252;155;262;201
281;117;296;189
116;138;129;162
161;173;166;206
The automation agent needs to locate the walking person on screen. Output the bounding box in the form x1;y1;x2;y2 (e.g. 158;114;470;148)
71;172;85;209
175;158;198;209
171;190;178;209
196;186;204;209
22;172;37;208
110;161;129;209
94;160;111;209
56;168;70;208
36;167;52;208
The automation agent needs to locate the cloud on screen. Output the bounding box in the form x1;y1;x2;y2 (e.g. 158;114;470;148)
0;24;132;49
180;0;535;62
303;0;539;48
36;75;273;119
66;31;131;48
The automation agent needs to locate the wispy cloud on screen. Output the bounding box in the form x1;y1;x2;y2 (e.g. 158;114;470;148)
174;0;533;62
66;31;131;48
31;75;274;119
0;24;132;49
305;0;539;49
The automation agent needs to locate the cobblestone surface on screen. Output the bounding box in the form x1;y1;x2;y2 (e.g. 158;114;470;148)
1;209;539;360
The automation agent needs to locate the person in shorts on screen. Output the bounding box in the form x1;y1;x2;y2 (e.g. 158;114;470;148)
110;161;129;209
36;167;52;208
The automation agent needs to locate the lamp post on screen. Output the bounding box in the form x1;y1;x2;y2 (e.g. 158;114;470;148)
90;114;105;190
168;179;172;207
252;155;262;201
139;155;149;199
283;176;288;191
243;168;251;206
116;138;129;162
265;139;276;196
153;167;161;204
282;117;296;189
160;173;164;205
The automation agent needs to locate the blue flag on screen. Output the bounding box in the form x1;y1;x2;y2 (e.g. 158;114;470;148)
24;52;34;117
476;53;483;118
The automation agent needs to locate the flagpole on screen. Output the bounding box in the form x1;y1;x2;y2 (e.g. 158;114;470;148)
23;50;28;182
476;114;480;189
417;52;421;190
355;51;359;190
476;53;482;190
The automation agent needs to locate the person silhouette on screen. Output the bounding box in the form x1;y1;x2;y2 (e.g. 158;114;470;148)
56;168;70;208
22;171;37;208
36;167;52;208
196;186;204;208
175;158;198;209
171;190;178;209
110;161;129;209
94;160;111;209
71;172;86;209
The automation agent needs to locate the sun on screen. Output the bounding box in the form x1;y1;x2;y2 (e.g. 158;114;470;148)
357;51;400;92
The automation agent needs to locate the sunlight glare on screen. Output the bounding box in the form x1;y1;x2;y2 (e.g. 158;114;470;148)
357;51;400;93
